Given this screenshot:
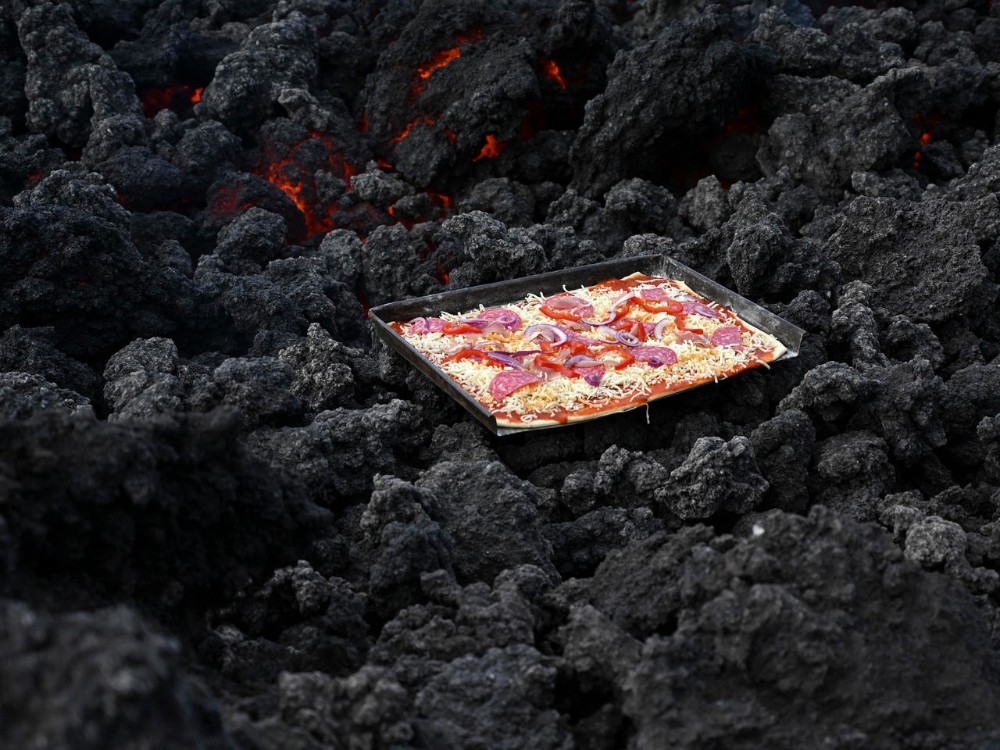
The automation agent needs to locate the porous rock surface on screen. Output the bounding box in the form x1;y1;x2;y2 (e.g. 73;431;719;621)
1;0;1000;748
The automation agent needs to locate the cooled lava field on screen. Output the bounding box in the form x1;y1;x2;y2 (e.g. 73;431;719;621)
3;0;1000;747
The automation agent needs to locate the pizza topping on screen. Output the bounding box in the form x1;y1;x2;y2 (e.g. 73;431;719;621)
525;323;569;345
409;317;448;333
711;326;743;347
596;344;636;370
577;364;606;386
674;314;704;335
489;369;543;401
632;346;678;367
534;354;581;379
486;352;525;369
442;321;486;334
480;308;523;329
615;330;642;347
443;348;503;366
675;330;710;346
540;294;594;322
682;301;721;320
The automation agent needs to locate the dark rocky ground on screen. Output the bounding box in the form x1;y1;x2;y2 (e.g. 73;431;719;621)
3;0;1000;747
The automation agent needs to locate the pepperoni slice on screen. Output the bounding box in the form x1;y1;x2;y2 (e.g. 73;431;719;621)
711;326;743;347
632;346;678;367
489;369;543;401
639;287;672;301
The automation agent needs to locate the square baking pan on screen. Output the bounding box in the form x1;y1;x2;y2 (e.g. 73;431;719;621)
369;254;806;436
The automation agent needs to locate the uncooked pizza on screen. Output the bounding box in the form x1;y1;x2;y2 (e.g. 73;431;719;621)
390;272;787;428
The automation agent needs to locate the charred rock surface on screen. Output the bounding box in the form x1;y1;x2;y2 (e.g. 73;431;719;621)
3;0;1000;748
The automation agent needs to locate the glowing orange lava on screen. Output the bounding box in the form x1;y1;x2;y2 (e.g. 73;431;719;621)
390;116;435;144
141;85;203;118
473;134;506;162
540;57;567;89
254;131;358;238
912;112;941;171
411;29;483;97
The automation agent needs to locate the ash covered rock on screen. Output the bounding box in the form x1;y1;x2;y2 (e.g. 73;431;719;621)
824;196;998;324
0;203;197;359
0;600;233;750
583;507;1000;748
571;9;749;198
664;436;769;520
16;1;142;148
757;75;909;195
245;400;424;501
7;0;1000;746
199;12;318;137
0;371;92;420
0;409;332;609
209;561;368;684
414;645;571;750
415;461;559;584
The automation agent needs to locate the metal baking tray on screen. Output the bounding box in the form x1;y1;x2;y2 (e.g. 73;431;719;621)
369;254;805;436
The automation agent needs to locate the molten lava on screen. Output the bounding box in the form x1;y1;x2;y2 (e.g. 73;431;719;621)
540;57;567;89
254;131;358;238
411;29;483;97
912;112;941;171
141;85;203;118
390;116;435;144
473;134;506;162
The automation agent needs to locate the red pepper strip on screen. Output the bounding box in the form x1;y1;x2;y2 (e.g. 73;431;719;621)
534;354;580;378
442;322;484;334
612;318;647;341
564;340;593;356
596;345;636;370
674;314;703;335
540;302;584;322
636;298;684;315
443;349;503;366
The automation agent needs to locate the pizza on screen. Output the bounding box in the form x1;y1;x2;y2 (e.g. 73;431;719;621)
389;272;787;429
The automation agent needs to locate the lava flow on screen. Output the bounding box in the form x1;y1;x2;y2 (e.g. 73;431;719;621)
253;131;357;238
140;85;203;118
473;133;506;162
410;29;483;98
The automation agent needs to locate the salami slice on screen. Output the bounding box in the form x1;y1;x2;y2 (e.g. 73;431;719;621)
711;326;743;347
639;287;672;301
489;369;543;401
632;346;678;367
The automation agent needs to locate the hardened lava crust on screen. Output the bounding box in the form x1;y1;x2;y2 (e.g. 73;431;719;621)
3;0;1000;748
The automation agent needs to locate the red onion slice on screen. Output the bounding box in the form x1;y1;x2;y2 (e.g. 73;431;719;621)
487;352;525;369
653;318;670;340
611;292;636;310
524;324;569;345
615;330;642;347
510;349;544;357
682;301;722;320
565;354;605;368
480;308;523;329
581;310;620;326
